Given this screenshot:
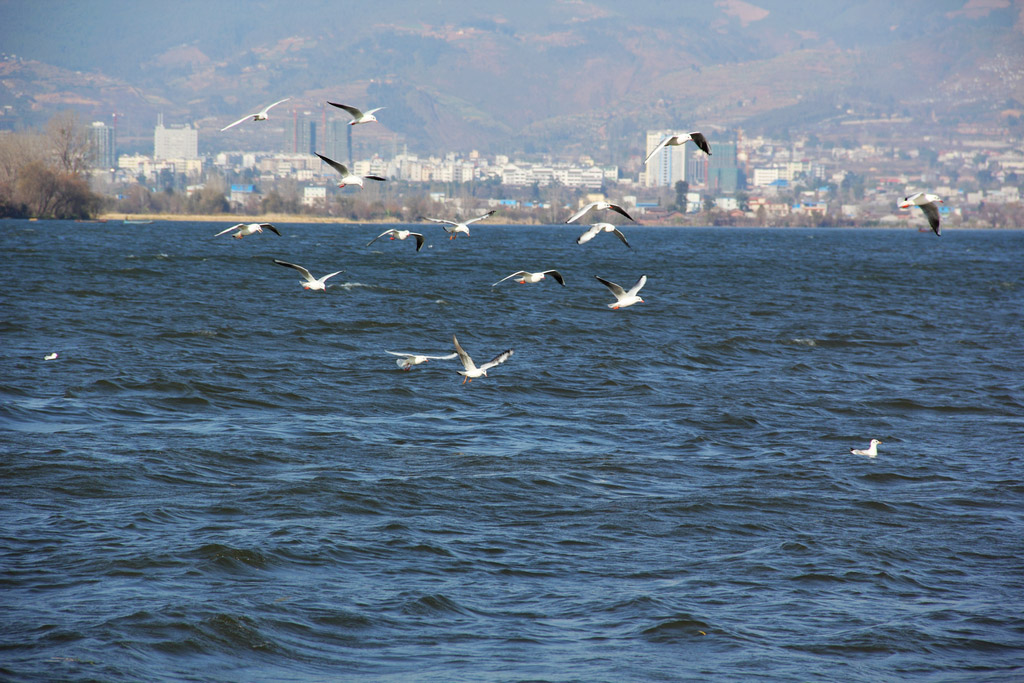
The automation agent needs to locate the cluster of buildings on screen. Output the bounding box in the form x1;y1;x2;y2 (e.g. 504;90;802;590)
86;112;1023;223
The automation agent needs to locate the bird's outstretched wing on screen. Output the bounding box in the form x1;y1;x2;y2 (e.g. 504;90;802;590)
259;223;281;236
273;259;315;283
689;131;711;155
479;348;514;372
627;274;648;297
544;270;566;286
465;210;496;225
328;102;362;118
214;223;244;236
493;271;529;286
643;137;671;165
220;115;253;132
608;204;635;222
367;230;394;247
315;153;349;176
595;276;626;297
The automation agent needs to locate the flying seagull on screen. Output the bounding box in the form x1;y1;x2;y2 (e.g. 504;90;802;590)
576;222;631;248
272;259;343;292
492;270;566;287
452;334;513;384
850;439;882;457
214;222;281;239
220;98;291;131
316;153;386;188
564;201;635;225
329;102;385;125
385;350;458;371
643;131;711;165
420;210;496;239
899;192;943;236
595;274;647;309
367;229;425;252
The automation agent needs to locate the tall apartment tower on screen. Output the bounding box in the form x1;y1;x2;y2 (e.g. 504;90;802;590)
285;111;317;154
154;115;199;160
642;130;687;187
88;121;116;170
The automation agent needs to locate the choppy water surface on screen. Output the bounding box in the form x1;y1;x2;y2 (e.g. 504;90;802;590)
2;220;1023;681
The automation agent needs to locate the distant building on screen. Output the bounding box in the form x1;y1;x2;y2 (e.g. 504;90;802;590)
154;115;198;160
87;121;115;170
322;119;349;162
285;112;317;155
707;141;742;193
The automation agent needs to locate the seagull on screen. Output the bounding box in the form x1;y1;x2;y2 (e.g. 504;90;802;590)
564;201;635;225
492;270;566;287
420;210;496;239
643;131;711;165
595;274;647;309
367;229;425;252
329;102;385;125
452;334;513;384
316;153;386;188
44;352;58;360
576;222;631;248
899;192;943;236
220;98;291;131
272;259;343;292
850;439;882;457
214;222;281;239
385;350;458;371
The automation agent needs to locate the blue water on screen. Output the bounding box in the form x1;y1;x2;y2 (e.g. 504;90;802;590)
2;220;1023;681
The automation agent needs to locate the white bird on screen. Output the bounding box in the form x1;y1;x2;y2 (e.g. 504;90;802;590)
899;192;943;236
272;259;343;292
220;98;291;132
492;270;566;287
385;350;458;371
576;222;631;248
595;274;647;309
452;334;513;384
643;131;711;165
564;201;635;225
44;352;58;360
329;102;385;125
850;439;882;457
420;210;496;239
214;222;281;239
316;153;386;188
367;229;425;252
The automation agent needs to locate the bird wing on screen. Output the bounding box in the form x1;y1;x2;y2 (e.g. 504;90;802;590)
611;227;631;248
478;348;514;372
493;271;529;286
920;203;941;234
411;233;425;251
385;351;414;358
544;270;566;286
364;175;387;182
273;259;315;283
214;223;244;236
259;223;281;236
627;274;648;297
261;98;291;115
315;153;349;177
367;229;394;247
609;204;636;222
220;115;254;132
364;107;386;116
576;224;601;244
689;131;711;155
328;102;362;118
643;137;671;165
320;271;344;284
565;202;596;224
452;334;476;372
420;216;457;226
464;210;496;225
595;276;626;297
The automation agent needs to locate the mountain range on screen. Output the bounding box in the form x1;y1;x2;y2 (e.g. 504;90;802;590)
1;0;1021;159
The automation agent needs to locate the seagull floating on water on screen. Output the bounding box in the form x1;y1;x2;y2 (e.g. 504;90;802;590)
420;210;496;239
576;222;631;248
220;98;291;132
595;274;647;309
214;222;281;239
44;352;58;361
850;439;882;457
272;259;343;292
899;192;943;236
385;350;458;371
316;153;386;188
453;334;513;384
492;270;566;287
565;201;635;225
328;102;385;125
643;131;711;165
367;229;425;252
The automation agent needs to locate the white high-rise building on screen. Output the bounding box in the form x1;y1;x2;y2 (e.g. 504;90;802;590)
642;130;687;187
154;115;198;160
